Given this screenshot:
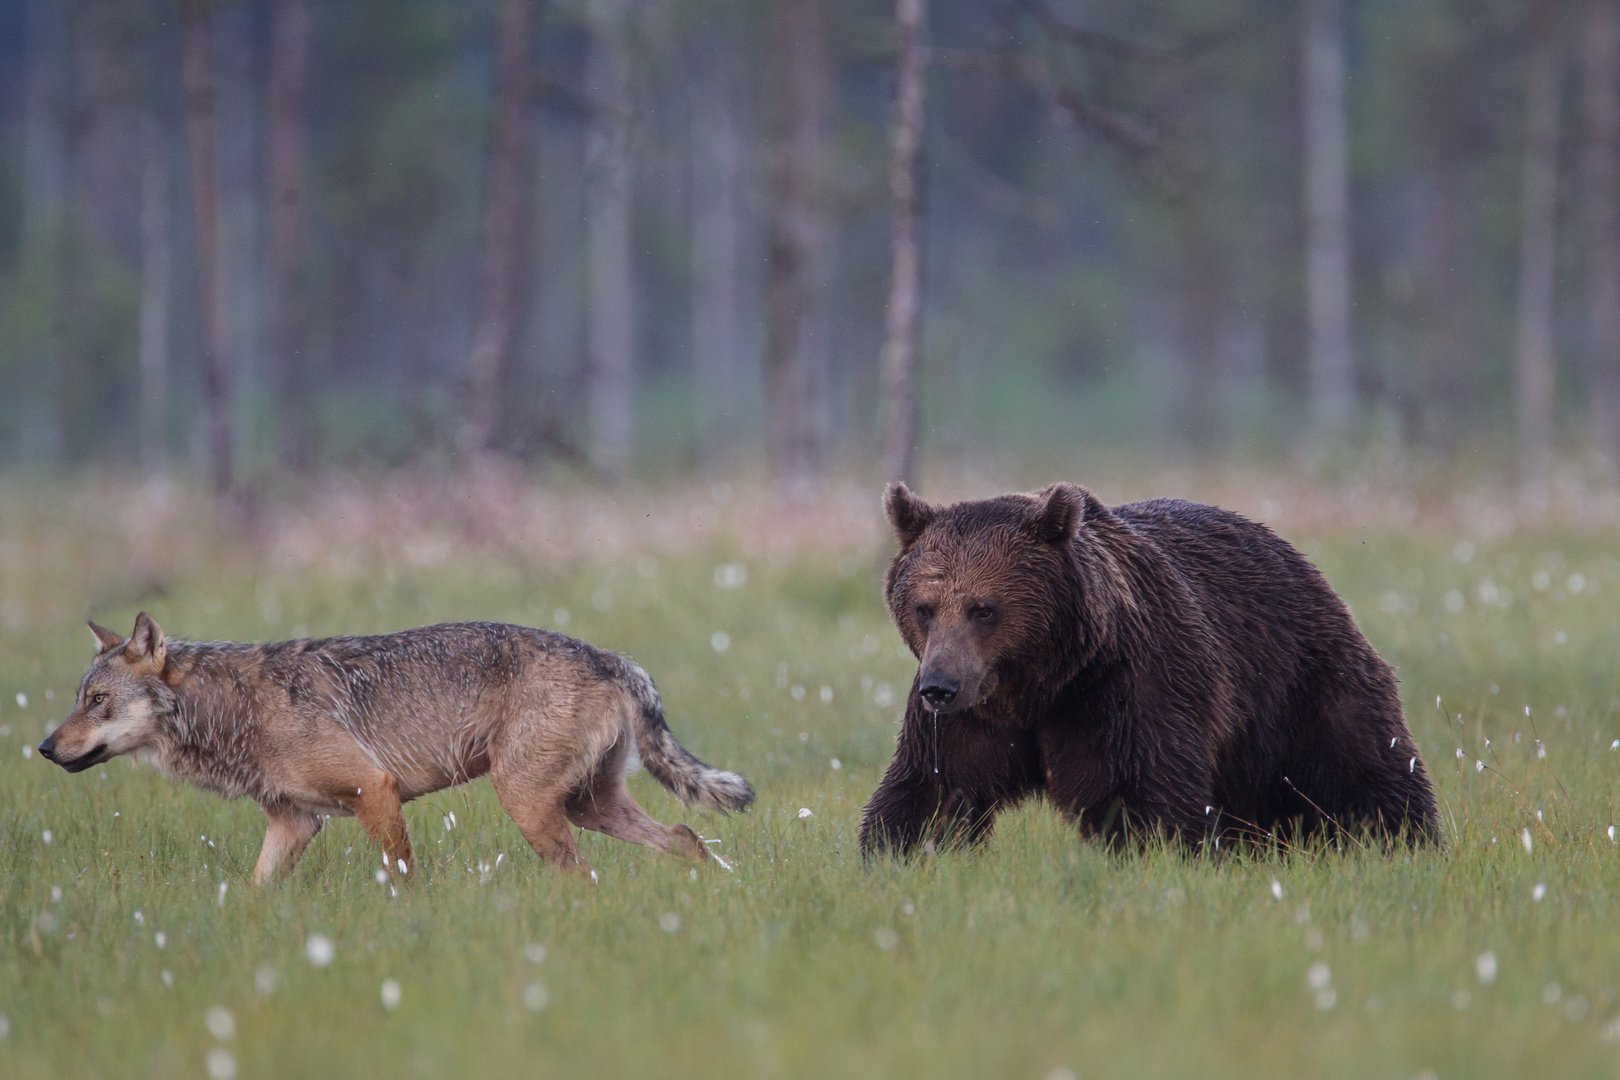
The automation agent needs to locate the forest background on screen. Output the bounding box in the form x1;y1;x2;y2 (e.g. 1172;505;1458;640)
3;0;1619;488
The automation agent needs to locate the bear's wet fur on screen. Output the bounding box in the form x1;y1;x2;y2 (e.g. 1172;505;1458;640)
859;482;1439;855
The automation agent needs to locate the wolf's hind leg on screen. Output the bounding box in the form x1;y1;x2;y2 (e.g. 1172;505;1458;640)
253;806;324;884
566;774;708;861
356;771;416;882
490;767;592;875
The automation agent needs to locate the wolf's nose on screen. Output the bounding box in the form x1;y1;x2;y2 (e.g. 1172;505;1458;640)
37;737;56;762
918;675;959;710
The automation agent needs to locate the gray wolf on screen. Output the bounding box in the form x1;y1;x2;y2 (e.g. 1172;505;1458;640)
40;614;753;883
859;482;1438;856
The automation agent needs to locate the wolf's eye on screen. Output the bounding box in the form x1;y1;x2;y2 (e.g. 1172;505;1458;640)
914;604;934;623
91;692;107;706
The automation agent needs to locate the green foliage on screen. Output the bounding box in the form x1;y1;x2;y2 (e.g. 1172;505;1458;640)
2;489;1619;1076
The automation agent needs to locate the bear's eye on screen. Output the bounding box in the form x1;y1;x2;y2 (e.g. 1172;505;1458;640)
914;604;935;623
969;604;997;623
91;692;107;706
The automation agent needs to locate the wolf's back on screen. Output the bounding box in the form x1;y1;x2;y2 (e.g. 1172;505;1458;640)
615;658;754;813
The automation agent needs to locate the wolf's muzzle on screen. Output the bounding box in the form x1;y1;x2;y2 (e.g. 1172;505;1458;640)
39;737;111;773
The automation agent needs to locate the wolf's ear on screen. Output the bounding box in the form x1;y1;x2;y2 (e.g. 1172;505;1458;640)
126;612;167;670
1032;483;1085;544
884;482;936;549
88;621;125;654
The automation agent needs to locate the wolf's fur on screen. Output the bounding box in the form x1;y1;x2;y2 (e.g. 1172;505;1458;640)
41;615;753;883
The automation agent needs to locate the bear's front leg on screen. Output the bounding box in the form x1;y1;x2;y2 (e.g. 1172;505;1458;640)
861;691;1041;858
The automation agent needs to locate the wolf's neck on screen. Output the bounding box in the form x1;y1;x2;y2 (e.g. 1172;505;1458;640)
151;643;274;802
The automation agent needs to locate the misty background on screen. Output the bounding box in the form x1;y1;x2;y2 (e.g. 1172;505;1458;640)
0;0;1617;488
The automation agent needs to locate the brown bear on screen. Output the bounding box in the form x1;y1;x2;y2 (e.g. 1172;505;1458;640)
859;482;1439;855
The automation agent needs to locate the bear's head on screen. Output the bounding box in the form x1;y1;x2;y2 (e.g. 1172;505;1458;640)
882;481;1094;715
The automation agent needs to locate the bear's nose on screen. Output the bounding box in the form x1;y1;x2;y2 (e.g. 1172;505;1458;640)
918;675;959;710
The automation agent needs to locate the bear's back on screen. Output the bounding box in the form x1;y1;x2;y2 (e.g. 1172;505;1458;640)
1106;497;1380;708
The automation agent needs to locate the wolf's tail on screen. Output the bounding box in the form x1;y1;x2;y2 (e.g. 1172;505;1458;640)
620;658;754;813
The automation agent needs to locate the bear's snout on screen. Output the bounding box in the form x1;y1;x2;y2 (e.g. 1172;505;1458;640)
918;673;960;710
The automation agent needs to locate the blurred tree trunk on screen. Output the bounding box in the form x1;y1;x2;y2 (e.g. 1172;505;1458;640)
268;0;311;470
1177;210;1228;450
766;0;832;481
1515;3;1563;485
215;5;263;475
1583;0;1620;465
459;0;535;458
20;0;68;464
181;0;234;494
690;34;745;466
585;0;635;476
1302;0;1354;439
879;0;926;486
139;113;172;476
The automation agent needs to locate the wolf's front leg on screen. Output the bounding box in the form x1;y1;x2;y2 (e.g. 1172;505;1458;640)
253;805;324;884
355;771;415;882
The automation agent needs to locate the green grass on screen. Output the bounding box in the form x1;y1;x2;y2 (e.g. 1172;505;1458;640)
3;485;1620;1078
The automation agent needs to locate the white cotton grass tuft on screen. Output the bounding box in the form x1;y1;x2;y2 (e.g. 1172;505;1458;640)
1532;882;1547;902
305;933;335;968
255;966;277;998
522;982;549;1012
1270;880;1283;901
874;927;900;950
711;631;731;654
659;912;681;933
1476;952;1497;984
1522;828;1534;854
205;1048;237;1080
798;807;813;819
205;1006;236;1040
380;979;402;1011
375;869;388;885
217;882;228;906
154;931;167;949
526;944;547;964
1306;963;1331;990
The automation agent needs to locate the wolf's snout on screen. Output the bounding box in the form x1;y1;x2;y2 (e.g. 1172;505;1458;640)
37;736;57;762
918;674;959;711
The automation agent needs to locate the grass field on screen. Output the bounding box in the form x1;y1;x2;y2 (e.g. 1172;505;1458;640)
3;475;1620;1079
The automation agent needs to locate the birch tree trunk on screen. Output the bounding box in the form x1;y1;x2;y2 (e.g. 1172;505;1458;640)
879;0;926;486
139;113;172;476
766;0;832;480
690;35;746;465
585;0;635;476
181;0;234;494
1515;6;1563;484
459;0;535;458
20;0;67;464
268;0;311;470
1583;0;1620;465
1302;0;1354;439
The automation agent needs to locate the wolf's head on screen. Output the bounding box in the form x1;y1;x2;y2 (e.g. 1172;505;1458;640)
39;613;172;773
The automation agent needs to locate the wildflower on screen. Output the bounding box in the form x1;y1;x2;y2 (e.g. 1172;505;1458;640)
306;934;335;968
380;980;402;1011
205;1006;235;1040
798;807;813;819
205;1048;236;1080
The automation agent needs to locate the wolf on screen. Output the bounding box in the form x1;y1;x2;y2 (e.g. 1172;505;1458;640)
39;614;753;884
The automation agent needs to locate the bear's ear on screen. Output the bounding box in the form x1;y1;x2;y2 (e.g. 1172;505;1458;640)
125;612;167;670
884;482;936;549
1031;483;1085;544
88;621;125;654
